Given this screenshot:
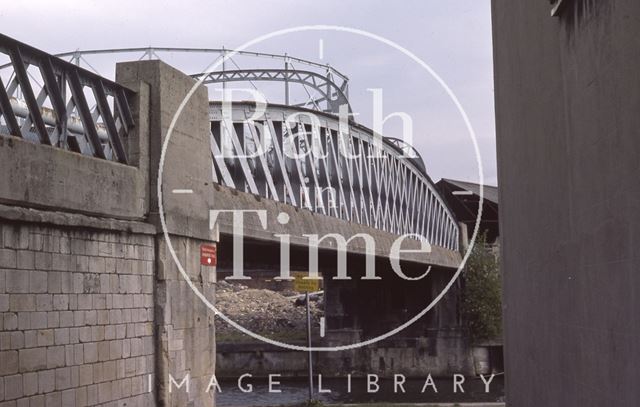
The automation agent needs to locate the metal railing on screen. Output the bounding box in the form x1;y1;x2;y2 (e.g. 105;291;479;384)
210;102;460;251
0;34;134;164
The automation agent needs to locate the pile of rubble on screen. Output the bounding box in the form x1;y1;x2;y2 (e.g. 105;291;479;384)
215;281;322;340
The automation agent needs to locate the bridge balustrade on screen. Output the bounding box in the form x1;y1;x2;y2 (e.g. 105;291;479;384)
209;102;460;251
0;34;134;164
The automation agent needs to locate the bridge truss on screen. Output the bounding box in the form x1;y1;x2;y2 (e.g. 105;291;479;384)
210;102;459;251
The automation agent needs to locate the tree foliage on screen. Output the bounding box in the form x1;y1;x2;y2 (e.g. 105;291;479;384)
461;233;502;343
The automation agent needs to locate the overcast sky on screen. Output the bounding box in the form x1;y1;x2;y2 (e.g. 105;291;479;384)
1;0;496;185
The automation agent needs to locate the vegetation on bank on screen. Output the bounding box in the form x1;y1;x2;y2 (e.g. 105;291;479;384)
460;233;502;343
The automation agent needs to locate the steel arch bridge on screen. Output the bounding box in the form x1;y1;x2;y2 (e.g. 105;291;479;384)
0;36;460;252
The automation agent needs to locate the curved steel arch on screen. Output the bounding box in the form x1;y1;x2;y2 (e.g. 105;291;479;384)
194;68;351;114
385;137;428;176
52;47;349;81
43;47;353;115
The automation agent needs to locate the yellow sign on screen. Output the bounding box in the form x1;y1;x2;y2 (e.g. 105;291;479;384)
292;272;321;292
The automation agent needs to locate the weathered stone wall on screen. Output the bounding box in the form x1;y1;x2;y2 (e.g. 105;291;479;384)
0;215;155;406
154;236;216;406
217;333;472;379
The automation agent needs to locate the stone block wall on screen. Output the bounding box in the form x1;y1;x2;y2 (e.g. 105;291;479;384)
0;220;155;407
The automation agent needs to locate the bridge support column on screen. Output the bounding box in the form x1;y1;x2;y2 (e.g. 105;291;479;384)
117;60;217;407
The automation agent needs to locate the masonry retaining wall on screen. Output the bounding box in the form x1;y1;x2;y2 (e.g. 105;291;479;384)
0;215;155;406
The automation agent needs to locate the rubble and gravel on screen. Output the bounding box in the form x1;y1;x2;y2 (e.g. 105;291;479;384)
215;280;323;341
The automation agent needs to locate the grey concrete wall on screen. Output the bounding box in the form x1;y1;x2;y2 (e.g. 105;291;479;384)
116;60;216;407
210;183;461;269
116;60;214;242
492;0;640;405
0;80;149;221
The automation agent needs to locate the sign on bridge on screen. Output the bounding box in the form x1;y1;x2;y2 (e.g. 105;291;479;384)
292;271;320;293
200;244;217;266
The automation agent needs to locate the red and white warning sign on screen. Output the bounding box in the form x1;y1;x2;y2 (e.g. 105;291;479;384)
200;244;217;267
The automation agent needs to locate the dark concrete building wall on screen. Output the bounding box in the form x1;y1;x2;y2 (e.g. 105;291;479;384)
492;1;640;405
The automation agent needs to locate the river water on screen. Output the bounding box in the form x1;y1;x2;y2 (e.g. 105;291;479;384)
216;376;505;406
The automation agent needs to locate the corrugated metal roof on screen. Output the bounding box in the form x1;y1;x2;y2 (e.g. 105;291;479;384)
441;178;499;204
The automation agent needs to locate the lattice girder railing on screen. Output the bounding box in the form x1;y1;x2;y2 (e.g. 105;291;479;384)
209;102;460;251
0;34;134;164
